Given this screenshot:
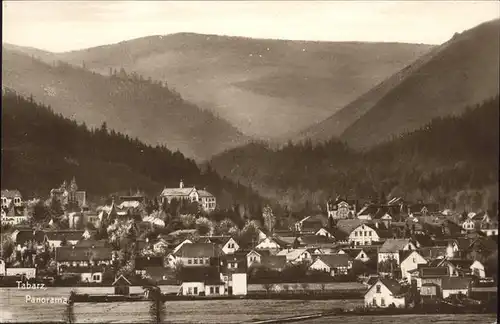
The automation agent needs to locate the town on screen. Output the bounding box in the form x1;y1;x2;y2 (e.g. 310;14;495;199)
0;178;497;309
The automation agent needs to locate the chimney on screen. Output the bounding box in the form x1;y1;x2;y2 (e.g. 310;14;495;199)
179;180;184;189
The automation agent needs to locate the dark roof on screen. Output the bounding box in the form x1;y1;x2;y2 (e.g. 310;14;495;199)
340;248;363;258
55;246;113;262
1;190;22;198
327;227;349;241
175;243;219;258
45;231;85;241
315;254;351;268
179;267;222;285
336;219;366;235
260;255;287;270
379;239;413;253
271;235;292;248
399;250;418;262
144;266;173;282
135;256;164;270
441;277;472;290
248;249;271;257
447;259;474;269
419;247;447;260
375;278;404;295
14;230;45;245
412;234;435;247
420;266;449;278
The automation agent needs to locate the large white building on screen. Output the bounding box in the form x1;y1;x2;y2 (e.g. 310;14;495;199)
160;180;216;213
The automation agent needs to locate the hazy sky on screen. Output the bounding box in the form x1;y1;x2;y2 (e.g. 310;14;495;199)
3;1;499;52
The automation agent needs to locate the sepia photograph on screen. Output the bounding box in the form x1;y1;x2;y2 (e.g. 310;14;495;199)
1;1;499;323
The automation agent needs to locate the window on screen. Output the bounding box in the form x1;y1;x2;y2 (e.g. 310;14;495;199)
199;258;203;264
92;274;101;281
376;285;381;293
373;298;377;306
210;287;214;294
188;259;192;265
188;287;192;295
194;258;198;264
193;287;198;295
369;232;372;236
205;258;210;264
215;287;220;294
381;298;385;306
355;232;358;237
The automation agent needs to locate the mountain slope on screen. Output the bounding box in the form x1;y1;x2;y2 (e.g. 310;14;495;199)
294;21;499;148
10;34;433;139
336;19;499;149
1;49;248;160
211;96;499;211
1;92;264;209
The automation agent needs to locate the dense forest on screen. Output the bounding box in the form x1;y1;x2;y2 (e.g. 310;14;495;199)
211;96;499;213
1;92;264;212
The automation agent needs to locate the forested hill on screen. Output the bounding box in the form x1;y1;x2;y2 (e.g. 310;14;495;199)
210;96;499;212
1;49;248;160
1;92;264;210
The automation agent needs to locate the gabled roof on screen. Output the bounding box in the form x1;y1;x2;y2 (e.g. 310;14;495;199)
441;277;472;290
1;190;22;198
247;249;271;258
260;255;287;270
179;267;222;285
379;239;412;253
197;190;214;198
144;266;173;282
314;254;351;268
55;246;113;262
174;243;220;258
113;274;132;286
338;248;362;258
399;250;424;263
335;219;366;235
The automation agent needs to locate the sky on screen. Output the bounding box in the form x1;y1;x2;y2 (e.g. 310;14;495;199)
3;1;500;52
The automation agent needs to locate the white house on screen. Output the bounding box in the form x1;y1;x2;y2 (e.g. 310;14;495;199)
400;251;428;283
309;254;352;276
378;239;417;264
5;268;37;279
461;219;476;231
0;259;5;276
65;267;104;283
348;224;381;246
255;237;282;252
315;228;333;238
179;267;225;296
364;278;406;308
277;248;312;264
160;180;216;213
231;272;248;296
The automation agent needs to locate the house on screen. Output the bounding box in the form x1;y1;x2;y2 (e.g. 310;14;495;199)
172;243;219;267
179;267;225;296
113;275;131;295
50;178;87;209
55;245;113;273
412;266;450;289
277;248;312;264
254;237;283;253
327;198;357;220
294;214;329;233
348;223;382;246
246;249;271;267
63;267;104;283
143;266;173;284
44;230;91;247
219;254;248;295
441;277;472;299
437;259;486;278
378;239;417;264
1;204;29;226
11;229;46;251
418;246;448;261
160;180;216;213
5;267;37;279
199;236;240;255
135;256;164;276
337;248;374;263
364;278;406;308
315;228;334;238
309;254;352;276
399;251;428;282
